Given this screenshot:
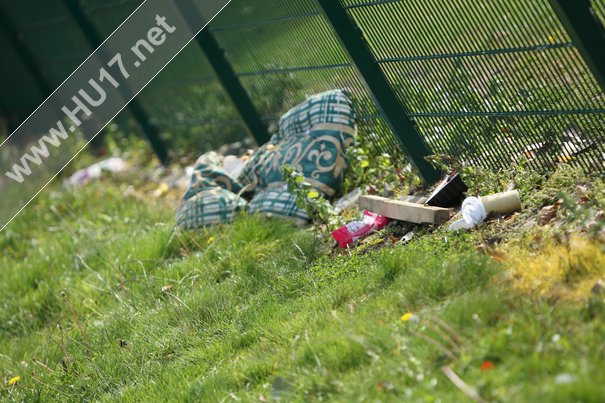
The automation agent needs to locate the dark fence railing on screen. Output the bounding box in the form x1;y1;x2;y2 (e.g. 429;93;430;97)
1;0;605;183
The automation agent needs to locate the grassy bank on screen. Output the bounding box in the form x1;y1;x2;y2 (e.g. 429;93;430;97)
1;165;605;401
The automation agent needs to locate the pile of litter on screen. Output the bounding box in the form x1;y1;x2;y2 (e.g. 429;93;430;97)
156;89;529;249
64;88;526;248
332;171;523;249
175;89;357;229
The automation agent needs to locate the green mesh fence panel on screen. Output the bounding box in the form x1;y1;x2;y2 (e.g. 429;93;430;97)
592;0;605;27
84;0;250;154
4;1;90;86
340;0;605;171
1;0;605;172
209;0;403;158
0;32;43;116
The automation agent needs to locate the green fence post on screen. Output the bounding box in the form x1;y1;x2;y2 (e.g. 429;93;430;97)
0;4;53;98
195;28;270;145
62;0;169;164
549;0;605;93
315;0;439;184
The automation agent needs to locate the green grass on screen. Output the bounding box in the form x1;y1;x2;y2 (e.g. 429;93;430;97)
1;164;605;401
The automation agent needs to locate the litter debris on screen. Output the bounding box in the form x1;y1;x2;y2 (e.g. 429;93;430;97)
426;172;468;208
65;157;127;187
333;188;361;213
449;190;522;231
523;126;593;163
388;235;400;244
554;373;576;385
177;90;357;230
401;230;415;244
359;195;450;225
217;138;254;158
332;210;390;249
388;230;415;245
157;166;194;191
560;125;593;158
175;161;248;230
538;200;562;226
480;190;522;215
523;142;549;160
194;151;221;167
448;197;487;231
222;155;247;179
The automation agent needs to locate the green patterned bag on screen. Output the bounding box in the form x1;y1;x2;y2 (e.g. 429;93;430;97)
176;162;247;229
247;186;309;226
183;162;244;201
238;90;356;197
179;90;357;229
176;188;247;230
243;90;356;224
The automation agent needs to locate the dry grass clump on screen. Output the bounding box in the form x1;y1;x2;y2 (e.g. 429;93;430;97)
503;234;605;300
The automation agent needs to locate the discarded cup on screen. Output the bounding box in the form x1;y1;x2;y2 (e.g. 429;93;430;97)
448;190;522;231
479;190;522;215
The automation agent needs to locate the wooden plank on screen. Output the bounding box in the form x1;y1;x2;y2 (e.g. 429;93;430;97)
359;195;451;225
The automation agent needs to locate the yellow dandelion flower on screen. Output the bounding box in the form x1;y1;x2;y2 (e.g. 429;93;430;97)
207;236;215;244
8;375;20;386
360;160;370;168
307;191;320;199
400;312;415;322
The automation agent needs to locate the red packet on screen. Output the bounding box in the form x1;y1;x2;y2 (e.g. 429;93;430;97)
331;210;390;249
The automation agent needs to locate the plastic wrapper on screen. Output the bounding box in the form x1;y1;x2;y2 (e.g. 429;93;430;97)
65;157;127;187
332;210;390;249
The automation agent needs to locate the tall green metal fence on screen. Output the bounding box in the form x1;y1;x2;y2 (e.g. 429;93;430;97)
1;0;605;183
